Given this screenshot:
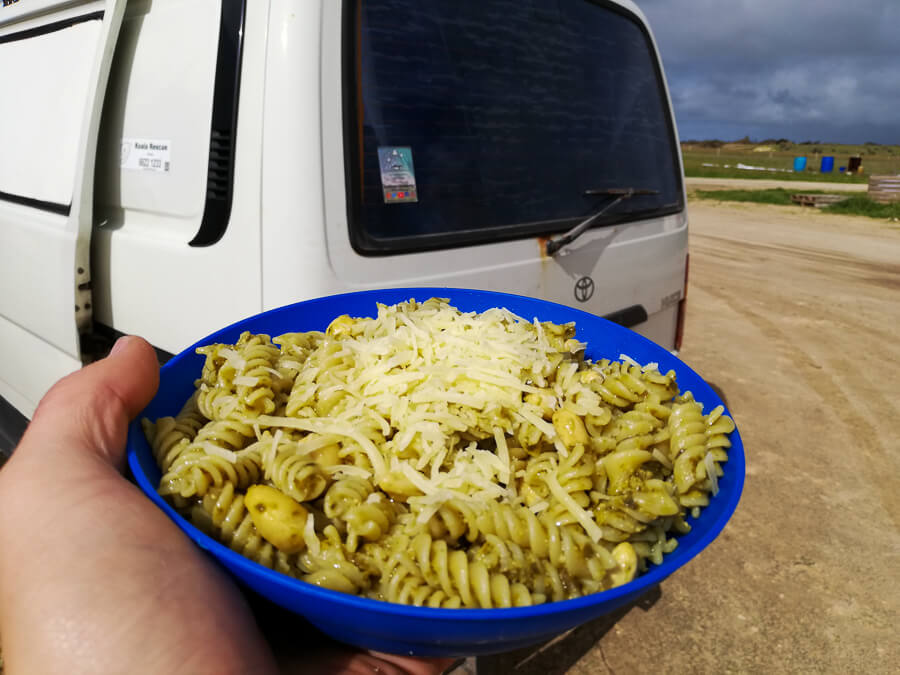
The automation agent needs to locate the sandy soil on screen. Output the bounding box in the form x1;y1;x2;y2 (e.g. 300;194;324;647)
466;200;900;674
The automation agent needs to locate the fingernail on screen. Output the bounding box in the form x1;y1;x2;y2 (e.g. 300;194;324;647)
110;335;132;356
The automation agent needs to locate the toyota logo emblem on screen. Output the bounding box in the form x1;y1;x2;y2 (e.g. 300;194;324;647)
574;276;594;302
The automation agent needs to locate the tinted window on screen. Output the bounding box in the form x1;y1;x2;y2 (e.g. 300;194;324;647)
344;0;683;254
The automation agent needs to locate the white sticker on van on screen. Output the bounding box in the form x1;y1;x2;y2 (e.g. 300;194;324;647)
121;138;171;173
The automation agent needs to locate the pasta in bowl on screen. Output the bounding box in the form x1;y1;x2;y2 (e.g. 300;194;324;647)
127;288;744;656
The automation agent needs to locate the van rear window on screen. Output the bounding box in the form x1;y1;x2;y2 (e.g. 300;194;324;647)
343;0;683;255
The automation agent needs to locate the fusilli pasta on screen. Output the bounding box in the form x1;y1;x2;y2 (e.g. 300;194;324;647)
144;298;734;608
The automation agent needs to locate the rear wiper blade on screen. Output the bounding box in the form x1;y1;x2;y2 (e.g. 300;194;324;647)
545;188;659;256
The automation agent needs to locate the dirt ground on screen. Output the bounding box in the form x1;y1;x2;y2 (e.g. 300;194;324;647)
2;197;897;675
463;198;900;674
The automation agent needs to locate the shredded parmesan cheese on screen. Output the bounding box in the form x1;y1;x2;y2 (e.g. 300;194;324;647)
303;513;320;556
328;465;372;480
201;442;237;463
619;353;640;368
529;500;549;514
544;471;604;543
220;348;246;371
253;415;388;478
234;375;260;387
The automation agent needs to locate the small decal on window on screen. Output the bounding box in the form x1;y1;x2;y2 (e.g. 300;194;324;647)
377;147;417;203
121;138;171;173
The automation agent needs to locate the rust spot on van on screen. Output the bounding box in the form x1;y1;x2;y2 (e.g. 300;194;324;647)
537;236;551;259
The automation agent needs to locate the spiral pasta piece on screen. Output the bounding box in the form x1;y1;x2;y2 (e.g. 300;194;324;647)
587;361;648;406
159;447;263;498
142;393;206;473
377;548;463;607
298;526;370;594
195;332;288;421
193;418;257;451
236;333;284;416
196;483;294;576
267;449;328;503
411;533;536;608
324;477;375;519
343;496;398;551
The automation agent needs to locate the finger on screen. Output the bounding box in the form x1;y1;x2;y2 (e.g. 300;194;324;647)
284;648;456;675
24;335;159;469
366;652;458;675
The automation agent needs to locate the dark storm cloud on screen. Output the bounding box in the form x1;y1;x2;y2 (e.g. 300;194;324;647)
635;0;900;142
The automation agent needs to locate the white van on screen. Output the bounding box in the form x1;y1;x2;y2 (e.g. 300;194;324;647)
0;0;688;449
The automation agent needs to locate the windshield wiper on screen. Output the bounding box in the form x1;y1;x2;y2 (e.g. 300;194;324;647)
544;188;659;256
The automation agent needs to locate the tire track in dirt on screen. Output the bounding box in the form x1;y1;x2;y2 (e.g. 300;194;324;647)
694;233;900;290
692;279;899;528
689;236;900;429
689;236;900;349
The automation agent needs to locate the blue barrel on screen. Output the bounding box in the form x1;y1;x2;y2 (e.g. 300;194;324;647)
820;156;834;173
793;157;807;172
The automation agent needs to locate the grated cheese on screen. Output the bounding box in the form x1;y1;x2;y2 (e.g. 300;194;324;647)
544;471;604;543
619;353;640;368
220;348;246;371
265;429;282;480
529;500;549;514
327;465;372;480
303;513;320;556
492;427;511;486
253;415;388;478
235;300;621;539
200;442;237;464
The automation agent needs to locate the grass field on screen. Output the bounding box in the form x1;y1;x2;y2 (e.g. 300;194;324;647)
693;188;900;219
682;141;900;184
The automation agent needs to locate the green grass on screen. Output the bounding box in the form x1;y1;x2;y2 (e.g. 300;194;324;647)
822;194;900;218
694;188;799;205
682;141;900;184
693;188;900;219
684;161;869;183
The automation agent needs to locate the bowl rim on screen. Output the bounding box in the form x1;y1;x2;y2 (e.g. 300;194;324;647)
127;286;745;619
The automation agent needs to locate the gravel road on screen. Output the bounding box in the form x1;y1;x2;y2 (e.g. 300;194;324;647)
470;200;900;674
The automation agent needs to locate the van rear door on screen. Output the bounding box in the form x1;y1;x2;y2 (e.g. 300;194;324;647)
0;0;125;416
316;0;686;348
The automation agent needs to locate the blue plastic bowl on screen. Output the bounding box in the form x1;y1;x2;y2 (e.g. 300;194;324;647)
127;288;744;657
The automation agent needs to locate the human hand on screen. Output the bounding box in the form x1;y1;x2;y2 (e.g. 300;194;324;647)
0;336;454;674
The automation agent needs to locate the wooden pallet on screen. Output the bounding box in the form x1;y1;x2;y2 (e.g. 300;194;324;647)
868;175;900;204
790;193;849;208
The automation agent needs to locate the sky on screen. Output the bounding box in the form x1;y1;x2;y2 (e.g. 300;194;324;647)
636;0;900;144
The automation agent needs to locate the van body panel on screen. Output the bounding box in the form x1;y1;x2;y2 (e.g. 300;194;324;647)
260;0;338;310
0;0;125;415
91;0;267;354
0;316;85;418
94;0;221;226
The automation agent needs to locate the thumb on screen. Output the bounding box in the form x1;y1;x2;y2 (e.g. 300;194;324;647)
24;335;160;470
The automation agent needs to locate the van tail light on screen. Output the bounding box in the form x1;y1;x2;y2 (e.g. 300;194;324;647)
674;253;689;351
